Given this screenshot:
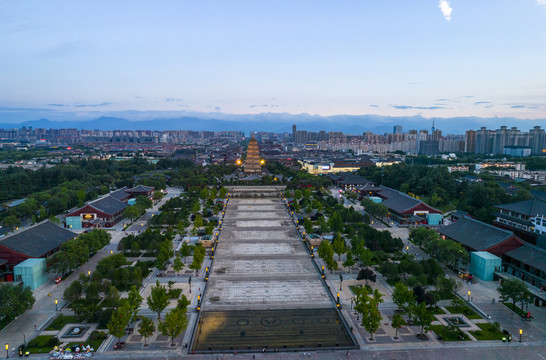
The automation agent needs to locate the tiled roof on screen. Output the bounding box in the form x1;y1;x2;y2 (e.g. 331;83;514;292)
89;195;128;216
0;220;77;257
495;198;546;217
505;244;546;273
109;186;130;201
127;185;154;193
439;216;515;250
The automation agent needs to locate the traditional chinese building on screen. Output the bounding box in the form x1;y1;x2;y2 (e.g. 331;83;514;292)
244;134;262;174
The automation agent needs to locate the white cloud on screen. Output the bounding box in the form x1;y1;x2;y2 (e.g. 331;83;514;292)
439;0;453;21
538;0;546;5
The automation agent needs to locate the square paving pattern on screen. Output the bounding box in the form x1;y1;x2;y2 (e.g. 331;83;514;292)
193;194;355;352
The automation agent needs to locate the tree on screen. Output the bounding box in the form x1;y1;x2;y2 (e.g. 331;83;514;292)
303;218;313;234
138;316;155;345
357;268;377;285
317;239;337;272
123;206;141;221
343;248;356;272
328;212;344;233
193;214;203;229
198;187;209;200
63;280;83;302
497;278;531;311
391;313;406;339
332;233;346;261
147;280;169;319
2;215;21;231
135;195;153;210
392;283;415;321
158;308;189;345
180;242;191;262
177;295;191;313
127;285;143;320
411;302;434;338
107;302;132;344
0;283;35;322
357;247;374;267
355;288;383;340
173;256;184;276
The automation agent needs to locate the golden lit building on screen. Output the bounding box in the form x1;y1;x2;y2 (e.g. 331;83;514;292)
244;134;262;173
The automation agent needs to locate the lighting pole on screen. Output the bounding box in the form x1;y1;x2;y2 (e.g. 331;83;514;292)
189;276;192;293
55;299;58;311
340;274;343;291
23;333;26;347
519;329;522;343
5;343;8;358
467;290;471;302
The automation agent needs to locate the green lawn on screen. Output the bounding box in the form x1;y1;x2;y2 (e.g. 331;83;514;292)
349;284;372;295
26;335;59;354
430;325;471;341
46;315;78;330
0;316;10;331
65;338;105;352
502;302;533;319
431;307;446;315
470;323;504;340
445;305;483;319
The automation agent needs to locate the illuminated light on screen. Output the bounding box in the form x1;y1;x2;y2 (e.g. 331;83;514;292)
260;159;265;165
55;299;58;304
88;270;91;275
236;159;242;165
520;329;523;335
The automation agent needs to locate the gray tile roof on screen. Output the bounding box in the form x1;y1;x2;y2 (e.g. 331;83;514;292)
0;220;77;257
439;216;515;250
109;186;130;201
505;244;546;273
127;185;154;193
495;197;546;217
382;193;422;213
89;195;128;216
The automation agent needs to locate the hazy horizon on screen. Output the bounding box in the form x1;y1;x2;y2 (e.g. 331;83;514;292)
2;1;546;124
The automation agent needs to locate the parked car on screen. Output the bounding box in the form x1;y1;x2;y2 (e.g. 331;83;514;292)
113;342;125;350
54;276;62;284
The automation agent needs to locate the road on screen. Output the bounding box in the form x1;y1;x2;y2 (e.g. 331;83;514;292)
0;187;182;355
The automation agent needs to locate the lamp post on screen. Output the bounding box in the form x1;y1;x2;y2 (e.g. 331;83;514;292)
5;343;8;358
467;290;471;302
189;275;192;293
340;274;343;291
519;329;522;343
55;299;58;311
23;333;26;347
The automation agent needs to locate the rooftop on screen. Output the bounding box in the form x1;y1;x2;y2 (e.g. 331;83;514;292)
505;243;546;274
496;197;546;217
439;216;517;251
0;220;77;257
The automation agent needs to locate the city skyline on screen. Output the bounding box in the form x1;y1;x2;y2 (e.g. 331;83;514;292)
1;1;546;124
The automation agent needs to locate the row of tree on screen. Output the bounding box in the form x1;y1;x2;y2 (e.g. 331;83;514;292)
47;230;111;276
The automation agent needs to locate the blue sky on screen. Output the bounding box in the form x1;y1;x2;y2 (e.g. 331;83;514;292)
1;0;545;122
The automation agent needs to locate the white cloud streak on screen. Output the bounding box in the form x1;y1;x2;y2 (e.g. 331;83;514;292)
439;0;453;21
538;0;546;5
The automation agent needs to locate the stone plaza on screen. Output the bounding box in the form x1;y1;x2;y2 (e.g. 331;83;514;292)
192;195;355;352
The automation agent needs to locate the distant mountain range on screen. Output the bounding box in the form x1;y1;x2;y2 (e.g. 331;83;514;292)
0;110;543;135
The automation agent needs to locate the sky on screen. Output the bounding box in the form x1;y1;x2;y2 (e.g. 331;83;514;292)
1;0;546;123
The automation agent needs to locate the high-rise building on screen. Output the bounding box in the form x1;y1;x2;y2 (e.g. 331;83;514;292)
292;124;297;143
393;125;402;134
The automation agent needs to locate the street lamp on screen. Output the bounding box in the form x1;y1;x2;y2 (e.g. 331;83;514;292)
23;333;25;347
55;299;58;311
88;270;91;276
5;343;8;358
519;329;522;342
340;273;343;291
467;291;471;302
189;276;192;293
110;250;113;254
